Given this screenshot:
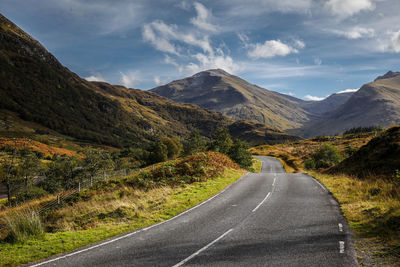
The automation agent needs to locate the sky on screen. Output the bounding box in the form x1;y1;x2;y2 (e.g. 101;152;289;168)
1;0;400;100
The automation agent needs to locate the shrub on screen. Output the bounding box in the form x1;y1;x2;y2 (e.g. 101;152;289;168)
309;144;343;169
3;209;44;243
304;158;316;170
13;186;48;203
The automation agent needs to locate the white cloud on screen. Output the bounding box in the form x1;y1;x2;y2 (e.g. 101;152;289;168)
384;30;400;53
331;27;375;39
120;72;141;88
190;2;218;32
143;4;240;75
142;20;213;55
224;0;313;16
154;76;167;86
248;40;299;59
185;51;240;75
281;92;295;96
314;57;322;65
304;95;325;101
142;24;178;55
337;88;359;94
325;0;375;18
164;55;179;67
293;39;306;49
85;75;106;82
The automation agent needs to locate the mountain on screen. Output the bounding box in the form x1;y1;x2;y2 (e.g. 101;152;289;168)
328;126;400;178
295;71;400;137
0;14;298;147
151;69;312;130
300;92;355;116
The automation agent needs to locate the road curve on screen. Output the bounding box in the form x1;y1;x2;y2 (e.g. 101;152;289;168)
30;156;357;267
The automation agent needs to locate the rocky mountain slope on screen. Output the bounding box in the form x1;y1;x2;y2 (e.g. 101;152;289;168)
0;13;298;147
151;69;357;132
152;69;312;130
296;71;400;137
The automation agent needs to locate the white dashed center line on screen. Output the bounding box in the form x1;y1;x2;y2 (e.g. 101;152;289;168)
339;241;345;253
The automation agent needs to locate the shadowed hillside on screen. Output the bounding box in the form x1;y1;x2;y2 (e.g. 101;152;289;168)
328;126;400;178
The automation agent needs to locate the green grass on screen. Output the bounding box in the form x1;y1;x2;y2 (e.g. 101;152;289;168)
309;171;400;266
252;157;262;173
2;208;44;243
0;167;247;266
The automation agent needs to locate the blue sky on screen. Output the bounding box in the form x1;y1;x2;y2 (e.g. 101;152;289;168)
1;0;399;100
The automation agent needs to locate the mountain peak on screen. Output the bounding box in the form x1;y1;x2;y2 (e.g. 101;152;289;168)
374;71;400;81
192;69;231;78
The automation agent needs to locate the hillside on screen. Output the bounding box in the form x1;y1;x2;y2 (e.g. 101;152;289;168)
0;13;297;147
295;72;400;137
151;69;312;130
328;126;400;178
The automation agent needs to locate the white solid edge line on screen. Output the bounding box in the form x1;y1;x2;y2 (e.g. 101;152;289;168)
30;173;252;267
313;178;327;192
339;241;345;253
172;228;234;267
338;223;343;232
252;192;271;212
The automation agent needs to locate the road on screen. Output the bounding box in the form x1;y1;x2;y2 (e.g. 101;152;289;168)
30;156;357;267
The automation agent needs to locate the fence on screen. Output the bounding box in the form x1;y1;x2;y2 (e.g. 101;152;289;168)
36;168;139;215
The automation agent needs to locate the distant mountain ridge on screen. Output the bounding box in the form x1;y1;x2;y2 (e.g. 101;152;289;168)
296;71;400;137
152;68;400;137
151;69;359;132
152;69;313;130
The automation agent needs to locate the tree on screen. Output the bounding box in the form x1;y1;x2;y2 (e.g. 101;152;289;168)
19;151;43;187
150;140;168;163
0;139;22;202
183;129;206;156
42;155;82;192
211;127;233;154
162;137;183;159
228;139;253;169
82;148;114;180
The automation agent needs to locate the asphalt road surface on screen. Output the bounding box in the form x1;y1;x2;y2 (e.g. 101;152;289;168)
30;156;357;267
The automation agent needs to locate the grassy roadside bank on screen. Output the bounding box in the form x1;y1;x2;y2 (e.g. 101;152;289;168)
309;171;400;266
0;156;260;266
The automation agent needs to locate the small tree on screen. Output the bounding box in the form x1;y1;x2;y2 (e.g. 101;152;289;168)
0;139;22;202
162;137;183;159
82;148;114;181
19;151;43;187
310;144;343;169
211;127;233;154
183;129;206;156
228;139;253;169
150;140;168;163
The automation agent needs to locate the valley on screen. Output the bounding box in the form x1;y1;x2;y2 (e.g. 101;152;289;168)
0;8;400;267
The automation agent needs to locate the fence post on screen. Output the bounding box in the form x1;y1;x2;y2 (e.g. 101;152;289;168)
90;176;93;186
57;195;60;204
124;169;127;176
78;182;81;192
104;171;107;181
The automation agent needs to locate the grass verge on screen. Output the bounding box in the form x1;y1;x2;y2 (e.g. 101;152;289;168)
0;167;248;266
309;171;400;266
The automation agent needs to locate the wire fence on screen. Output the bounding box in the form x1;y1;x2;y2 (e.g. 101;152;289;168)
36;168;139;215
